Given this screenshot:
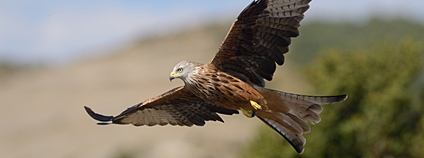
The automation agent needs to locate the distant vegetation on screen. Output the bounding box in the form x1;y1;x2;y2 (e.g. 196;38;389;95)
0;62;25;80
290;18;424;63
0;62;42;81
241;18;424;158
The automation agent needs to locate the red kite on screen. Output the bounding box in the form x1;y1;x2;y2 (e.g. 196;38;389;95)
85;0;347;153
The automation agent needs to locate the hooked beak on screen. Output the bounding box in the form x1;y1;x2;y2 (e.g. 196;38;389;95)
169;72;178;81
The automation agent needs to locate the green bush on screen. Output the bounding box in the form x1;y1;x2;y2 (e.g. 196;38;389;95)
241;38;424;158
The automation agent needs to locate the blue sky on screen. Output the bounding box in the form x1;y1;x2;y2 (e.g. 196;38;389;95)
1;0;423;65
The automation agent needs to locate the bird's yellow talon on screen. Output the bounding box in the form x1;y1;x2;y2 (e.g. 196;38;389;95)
241;108;255;118
250;100;262;110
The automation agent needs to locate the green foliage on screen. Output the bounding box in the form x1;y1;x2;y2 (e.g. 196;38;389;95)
305;38;424;157
290;18;424;64
241;38;424;158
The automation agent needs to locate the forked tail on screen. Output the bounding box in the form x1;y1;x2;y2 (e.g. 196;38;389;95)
255;86;347;153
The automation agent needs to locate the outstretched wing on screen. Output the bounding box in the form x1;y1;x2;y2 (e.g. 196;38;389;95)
210;0;311;86
84;86;238;126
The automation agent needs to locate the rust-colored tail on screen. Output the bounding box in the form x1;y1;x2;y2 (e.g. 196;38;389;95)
255;86;347;153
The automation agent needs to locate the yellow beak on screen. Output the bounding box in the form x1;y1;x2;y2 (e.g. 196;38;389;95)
169;72;179;81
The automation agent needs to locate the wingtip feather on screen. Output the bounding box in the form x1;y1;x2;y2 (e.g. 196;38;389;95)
341;94;348;101
84;106;114;123
334;94;348;102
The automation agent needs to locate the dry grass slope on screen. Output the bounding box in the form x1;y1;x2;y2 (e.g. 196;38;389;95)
0;24;310;158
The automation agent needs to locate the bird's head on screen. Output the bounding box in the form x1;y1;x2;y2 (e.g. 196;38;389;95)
169;61;199;82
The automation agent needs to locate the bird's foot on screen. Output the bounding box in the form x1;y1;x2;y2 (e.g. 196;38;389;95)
241;108;255;118
241;101;261;118
250;100;262;110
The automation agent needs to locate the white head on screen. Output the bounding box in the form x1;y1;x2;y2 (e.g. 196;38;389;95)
169;61;201;82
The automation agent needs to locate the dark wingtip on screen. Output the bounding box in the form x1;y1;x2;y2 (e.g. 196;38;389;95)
339;94;348;102
84;106;114;123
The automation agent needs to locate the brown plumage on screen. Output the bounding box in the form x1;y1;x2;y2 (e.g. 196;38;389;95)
84;0;348;154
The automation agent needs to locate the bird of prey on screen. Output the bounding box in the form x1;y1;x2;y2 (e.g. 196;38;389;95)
84;0;347;154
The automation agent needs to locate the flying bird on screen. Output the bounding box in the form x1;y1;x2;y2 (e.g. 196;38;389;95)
84;0;347;154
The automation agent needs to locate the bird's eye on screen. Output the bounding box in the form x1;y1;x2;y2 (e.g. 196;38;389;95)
176;68;183;73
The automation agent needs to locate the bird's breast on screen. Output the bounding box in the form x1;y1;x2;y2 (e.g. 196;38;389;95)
186;71;264;110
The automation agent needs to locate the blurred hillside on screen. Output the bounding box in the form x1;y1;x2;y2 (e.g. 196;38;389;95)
291;18;424;63
1;18;423;158
0;20;306;158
